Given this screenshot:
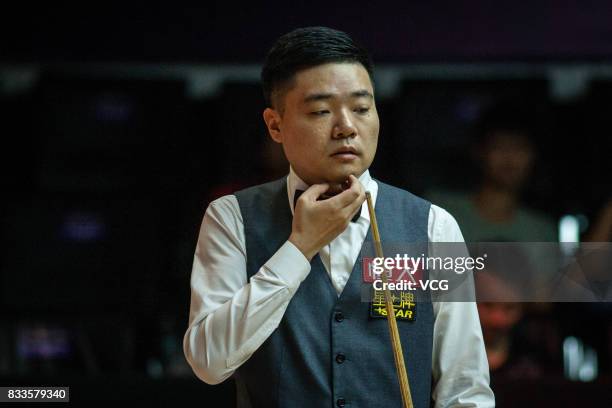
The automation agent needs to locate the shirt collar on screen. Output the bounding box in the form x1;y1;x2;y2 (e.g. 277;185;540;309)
286;165;377;223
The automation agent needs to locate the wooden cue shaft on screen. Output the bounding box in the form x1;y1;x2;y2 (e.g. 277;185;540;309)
365;191;413;408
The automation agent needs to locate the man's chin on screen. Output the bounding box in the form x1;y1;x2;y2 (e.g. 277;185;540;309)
326;172;364;194
302;165;365;192
329;166;365;182
324;182;347;196
328;174;352;187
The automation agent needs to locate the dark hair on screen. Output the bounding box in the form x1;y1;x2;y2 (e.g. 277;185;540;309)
261;26;374;109
475;99;537;146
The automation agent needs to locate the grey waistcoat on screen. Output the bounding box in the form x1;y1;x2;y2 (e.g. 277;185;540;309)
233;177;433;408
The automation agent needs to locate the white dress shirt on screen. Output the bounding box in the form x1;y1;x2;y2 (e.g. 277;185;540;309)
183;167;495;407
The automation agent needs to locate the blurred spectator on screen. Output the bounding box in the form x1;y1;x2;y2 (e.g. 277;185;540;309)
426;100;557;242
475;247;560;382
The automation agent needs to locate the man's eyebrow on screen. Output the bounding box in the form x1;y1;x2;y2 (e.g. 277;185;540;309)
303;89;374;103
303;93;333;103
351;89;374;99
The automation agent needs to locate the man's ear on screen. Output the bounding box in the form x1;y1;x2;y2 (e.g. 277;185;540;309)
263;108;282;143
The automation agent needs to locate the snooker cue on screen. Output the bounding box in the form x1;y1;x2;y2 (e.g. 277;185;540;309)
365;191;413;408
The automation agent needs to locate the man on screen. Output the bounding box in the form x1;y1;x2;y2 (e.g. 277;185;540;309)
184;26;494;407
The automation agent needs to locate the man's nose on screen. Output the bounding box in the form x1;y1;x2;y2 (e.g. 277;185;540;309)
332;110;357;139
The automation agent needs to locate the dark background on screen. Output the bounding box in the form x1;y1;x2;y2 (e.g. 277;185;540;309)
3;1;612;62
1;1;611;406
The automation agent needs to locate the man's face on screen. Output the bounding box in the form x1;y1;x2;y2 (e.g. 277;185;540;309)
264;62;379;192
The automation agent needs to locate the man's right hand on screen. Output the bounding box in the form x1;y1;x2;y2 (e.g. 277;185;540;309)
289;174;366;261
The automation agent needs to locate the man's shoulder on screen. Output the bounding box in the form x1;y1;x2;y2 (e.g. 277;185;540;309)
206;178;285;218
375;179;432;208
232;177;291;228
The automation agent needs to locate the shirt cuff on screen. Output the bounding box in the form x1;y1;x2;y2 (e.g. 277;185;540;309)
263;240;312;295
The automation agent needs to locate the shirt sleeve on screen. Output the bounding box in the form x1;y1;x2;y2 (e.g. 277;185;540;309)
183;195;311;385
429;204;495;407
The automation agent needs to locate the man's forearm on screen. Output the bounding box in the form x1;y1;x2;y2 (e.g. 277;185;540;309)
183;240;311;384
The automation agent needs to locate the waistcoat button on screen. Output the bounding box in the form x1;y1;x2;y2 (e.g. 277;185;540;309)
336;353;346;364
334;312;344;322
336;398;346;407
